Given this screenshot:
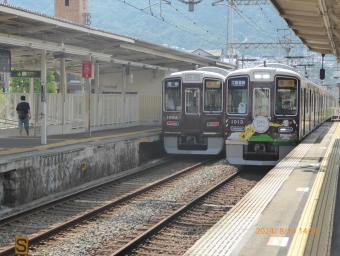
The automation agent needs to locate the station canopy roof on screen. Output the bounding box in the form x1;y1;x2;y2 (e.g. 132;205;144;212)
269;0;340;61
0;3;235;75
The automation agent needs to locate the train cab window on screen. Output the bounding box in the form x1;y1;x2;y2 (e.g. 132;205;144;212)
253;88;270;117
164;79;181;111
227;77;248;114
275;78;297;116
204;79;222;112
185;88;200;114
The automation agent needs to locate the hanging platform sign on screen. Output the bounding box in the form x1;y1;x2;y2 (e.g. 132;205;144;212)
82;61;92;78
11;70;41;78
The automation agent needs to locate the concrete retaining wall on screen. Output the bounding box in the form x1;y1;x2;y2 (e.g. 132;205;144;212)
0;134;164;207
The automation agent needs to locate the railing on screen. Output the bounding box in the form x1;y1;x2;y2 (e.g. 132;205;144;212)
0;92;161;134
139;95;161;123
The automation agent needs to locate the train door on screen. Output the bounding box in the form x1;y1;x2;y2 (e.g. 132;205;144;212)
182;88;201;135
253;86;271;119
311;91;315;128
300;88;304;137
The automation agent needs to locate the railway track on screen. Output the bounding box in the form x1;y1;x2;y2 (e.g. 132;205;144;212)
0;155;220;256
94;169;266;255
27;164;268;255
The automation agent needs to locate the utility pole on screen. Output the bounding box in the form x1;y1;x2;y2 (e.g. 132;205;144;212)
277;29;293;64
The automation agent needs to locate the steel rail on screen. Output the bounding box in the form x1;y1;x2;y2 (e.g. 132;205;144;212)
0;157;217;256
111;169;241;256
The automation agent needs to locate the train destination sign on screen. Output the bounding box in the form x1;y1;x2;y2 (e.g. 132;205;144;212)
229;77;248;88
278;79;295;87
166;80;180;88
11;70;41;78
206;81;221;88
185;74;200;81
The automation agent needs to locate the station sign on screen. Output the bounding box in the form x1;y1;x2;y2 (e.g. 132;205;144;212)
11;70;41;78
82;61;92;78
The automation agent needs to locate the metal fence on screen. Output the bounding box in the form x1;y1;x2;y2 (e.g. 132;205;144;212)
0;93;161;132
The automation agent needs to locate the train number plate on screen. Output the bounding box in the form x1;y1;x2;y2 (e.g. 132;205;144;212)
166;115;179;120
230;119;244;125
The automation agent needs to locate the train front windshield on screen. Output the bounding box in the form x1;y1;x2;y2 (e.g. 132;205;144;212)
275;78;297;115
204;79;222;112
164;79;181;111
227;77;248;114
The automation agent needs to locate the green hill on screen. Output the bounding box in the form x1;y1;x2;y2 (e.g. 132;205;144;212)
8;0;293;54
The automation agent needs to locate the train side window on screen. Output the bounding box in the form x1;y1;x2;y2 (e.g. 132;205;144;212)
275;78;297;116
164;79;181;111
227;77;248;114
254;88;270;117
306;91;309;114
185;88;200;114
204;79;222;112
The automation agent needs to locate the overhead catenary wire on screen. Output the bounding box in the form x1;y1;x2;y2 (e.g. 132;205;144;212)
119;0;226;49
258;5;278;31
168;4;224;40
231;4;277;42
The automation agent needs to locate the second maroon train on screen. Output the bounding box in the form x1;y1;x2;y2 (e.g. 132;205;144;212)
162;64;337;165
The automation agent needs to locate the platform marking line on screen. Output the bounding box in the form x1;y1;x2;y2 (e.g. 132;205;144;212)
296;187;309;192
287;122;340;256
32;129;160;150
267;237;289;247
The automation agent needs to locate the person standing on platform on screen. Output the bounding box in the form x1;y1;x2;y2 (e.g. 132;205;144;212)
16;95;31;136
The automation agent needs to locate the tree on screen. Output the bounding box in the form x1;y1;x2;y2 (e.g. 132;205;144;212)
10;71;58;93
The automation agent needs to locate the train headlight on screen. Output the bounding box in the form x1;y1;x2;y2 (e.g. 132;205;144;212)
207;122;219;127
254;71;271;79
167;121;179;126
230;126;245;132
278;127;293;132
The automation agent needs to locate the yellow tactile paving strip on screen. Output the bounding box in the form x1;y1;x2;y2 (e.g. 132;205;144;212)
0;128;161;156
288;122;340;256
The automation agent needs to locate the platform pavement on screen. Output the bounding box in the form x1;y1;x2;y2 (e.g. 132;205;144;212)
0;125;161;161
184;122;340;256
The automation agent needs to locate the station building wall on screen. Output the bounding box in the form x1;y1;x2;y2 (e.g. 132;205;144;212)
99;70;172;95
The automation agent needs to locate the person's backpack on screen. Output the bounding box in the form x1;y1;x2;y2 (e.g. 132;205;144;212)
17;105;26;120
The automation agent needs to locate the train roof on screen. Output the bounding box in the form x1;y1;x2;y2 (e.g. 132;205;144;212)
164;68;228;80
255;63;295;71
228;66;336;99
196;67;230;76
228;66;300;78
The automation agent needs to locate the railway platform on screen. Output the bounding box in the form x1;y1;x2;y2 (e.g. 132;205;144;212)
0;125;162;208
185;121;340;256
0;125;161;159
